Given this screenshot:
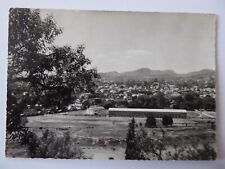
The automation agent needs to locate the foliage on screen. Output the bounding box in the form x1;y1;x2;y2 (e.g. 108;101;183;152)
102;100;116;109
126;127;167;160
128;92;170;109
22;129;87;159
162;115;173;127
125;117;139;160
201;95;215;111
170;96;184;109
126;91;215;111
168;142;217;160
182;92;202;110
171;92;215;111
7;8;98;134
129;128;216;160
145;116;157;128
146;129;167;160
6;92;24;134
81;100;90;110
8;9;61;72
33;45;98;108
7;8;61;134
134;128;149;160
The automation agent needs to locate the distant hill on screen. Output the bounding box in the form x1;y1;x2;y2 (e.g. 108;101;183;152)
180;69;215;78
99;68;215;82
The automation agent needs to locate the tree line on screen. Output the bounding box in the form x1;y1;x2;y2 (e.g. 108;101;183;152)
101;91;215;111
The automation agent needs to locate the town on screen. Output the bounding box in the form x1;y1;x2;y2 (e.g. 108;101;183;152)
67;75;216;113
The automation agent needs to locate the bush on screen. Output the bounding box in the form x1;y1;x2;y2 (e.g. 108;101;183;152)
145;116;157;128
162;115;173;127
24;129;87;159
81;100;90;110
128;128;217;160
103;101;115;109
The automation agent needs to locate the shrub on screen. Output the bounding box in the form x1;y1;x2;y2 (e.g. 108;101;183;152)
129;128;217;160
24;129;87;159
103;101;115;109
162;115;173;127
145;116;157;128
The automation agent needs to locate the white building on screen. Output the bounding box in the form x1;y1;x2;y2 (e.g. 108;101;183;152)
109;108;187;118
86;106;108;116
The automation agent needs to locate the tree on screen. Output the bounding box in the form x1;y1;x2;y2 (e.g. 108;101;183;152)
202;95;215;111
128;92;169;109
145;116;157;128
8;9;62;80
126;128;168;160
7;8;60;134
135;127;149;160
154;92;170;108
7;8;98;134
162;115;173;127
170;96;184;109
143;129;167;160
182;92;201;110
81;100;90;110
103;100;115;109
125;117;139;160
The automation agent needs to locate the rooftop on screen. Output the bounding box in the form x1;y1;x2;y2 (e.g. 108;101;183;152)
109;108;187;113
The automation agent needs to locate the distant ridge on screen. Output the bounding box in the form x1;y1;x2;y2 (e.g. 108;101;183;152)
99;68;215;81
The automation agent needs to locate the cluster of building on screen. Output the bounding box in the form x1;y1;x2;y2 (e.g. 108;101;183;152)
65;78;215;116
95;79;216;102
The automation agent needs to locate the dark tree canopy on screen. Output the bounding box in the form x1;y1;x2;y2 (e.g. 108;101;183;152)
145;116;157;128
162;115;173;127
8;8;62;78
128;92;170;109
7;8;98;133
125;117;139;160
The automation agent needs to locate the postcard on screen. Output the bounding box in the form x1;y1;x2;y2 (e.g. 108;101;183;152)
6;8;216;160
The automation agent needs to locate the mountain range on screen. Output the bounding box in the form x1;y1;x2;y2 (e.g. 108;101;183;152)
99;68;215;81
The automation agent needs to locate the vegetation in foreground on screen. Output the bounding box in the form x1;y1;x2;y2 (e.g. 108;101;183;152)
6;115;216;160
22;129;88;159
125;117;216;160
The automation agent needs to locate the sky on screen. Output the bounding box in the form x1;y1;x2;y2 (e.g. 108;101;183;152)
40;9;216;73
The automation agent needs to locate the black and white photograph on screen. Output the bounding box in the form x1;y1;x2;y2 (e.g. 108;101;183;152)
6;8;216;160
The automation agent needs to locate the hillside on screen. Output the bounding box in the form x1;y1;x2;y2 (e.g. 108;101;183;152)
99;68;215;82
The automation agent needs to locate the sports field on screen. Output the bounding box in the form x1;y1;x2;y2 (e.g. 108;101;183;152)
6;110;216;159
20;110;216;159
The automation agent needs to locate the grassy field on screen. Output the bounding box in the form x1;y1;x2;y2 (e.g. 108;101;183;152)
6;110;216;159
25;112;208;139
